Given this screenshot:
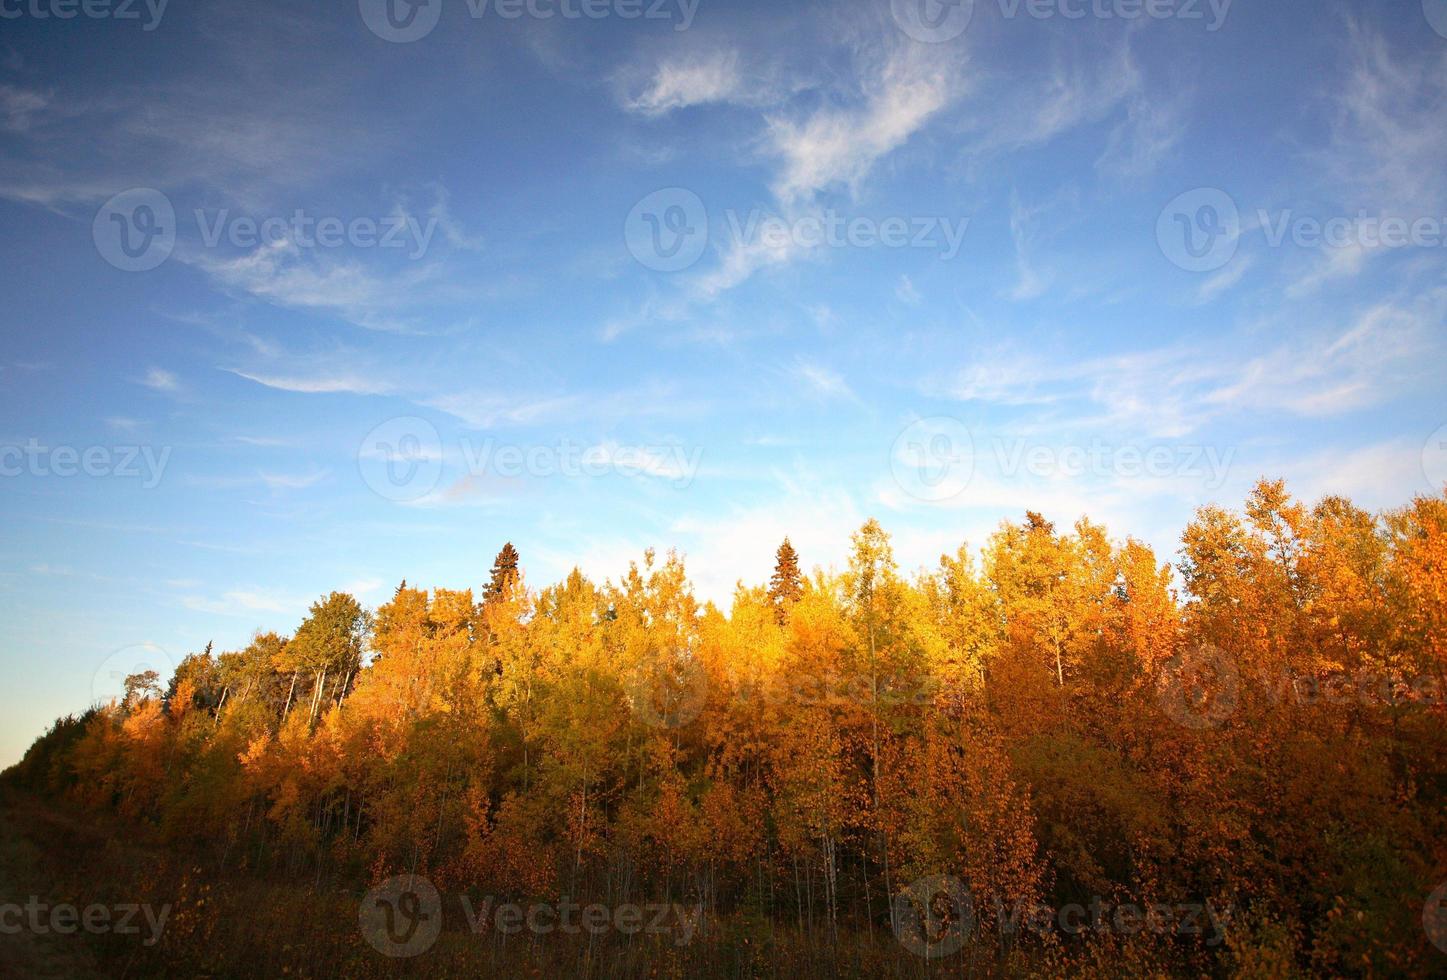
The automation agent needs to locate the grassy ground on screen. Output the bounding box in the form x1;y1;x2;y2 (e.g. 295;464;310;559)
0;790;1014;979
0;795;105;978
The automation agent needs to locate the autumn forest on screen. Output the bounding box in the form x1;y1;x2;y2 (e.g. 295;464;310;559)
5;479;1447;977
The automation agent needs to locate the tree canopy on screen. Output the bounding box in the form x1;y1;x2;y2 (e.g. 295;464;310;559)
10;487;1447;975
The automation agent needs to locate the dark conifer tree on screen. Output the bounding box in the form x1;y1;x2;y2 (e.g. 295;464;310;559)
486;542;521;603
768;537;803;624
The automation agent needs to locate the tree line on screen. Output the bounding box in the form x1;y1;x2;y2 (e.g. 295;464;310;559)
7;479;1447;975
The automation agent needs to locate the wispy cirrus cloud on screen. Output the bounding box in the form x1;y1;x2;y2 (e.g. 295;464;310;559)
619;25;967;302
954;38;1143;161
180;587;310;617
426;380;694;430
1007;193;1052;301
0;84;47;133
688;217;811;299
182;468;329;493
258;468;329;491
1200;298;1437;417
1322;21;1447;216
1283;20;1447;295
764;43;961;204
425;392;586;429
623;49;751;115
1198;255;1254;303
1096;85;1188;179
795;361;856;401
140;367;180;393
0;7;374;210
937;293;1443;437
185;239;448;334
227;368;394;396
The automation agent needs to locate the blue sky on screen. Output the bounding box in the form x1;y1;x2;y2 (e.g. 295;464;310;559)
2;0;1445;765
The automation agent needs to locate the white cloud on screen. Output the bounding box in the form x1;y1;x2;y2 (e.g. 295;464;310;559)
674;45;966;299
940;295;1442;438
426;392;583;429
667;487;866;605
1096;88;1187;179
259;469;329;491
795;361;855;401
623;32;971;301
0;5;408;213
766;45;959;203
1006;194;1052;301
105;417;147;432
1280;439;1433;512
943;354;1067;408
958;40;1141;160
624;50;747;115
1284;22;1447;295
1285;238;1370;298
342;577;386;599
688;219;810;299
228;368;392;396
141;367;180;392
1201;300;1435;417
181;587;308;617
419;184;483;251
1198;255;1253;302
1324;22;1447;216
427;381;693;430
0;84;47;133
187;240;443;333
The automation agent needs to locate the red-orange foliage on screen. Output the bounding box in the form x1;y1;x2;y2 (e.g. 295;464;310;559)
11;480;1447;975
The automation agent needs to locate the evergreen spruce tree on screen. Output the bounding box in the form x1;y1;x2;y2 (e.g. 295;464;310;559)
768;537;804;624
486;542;521;603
